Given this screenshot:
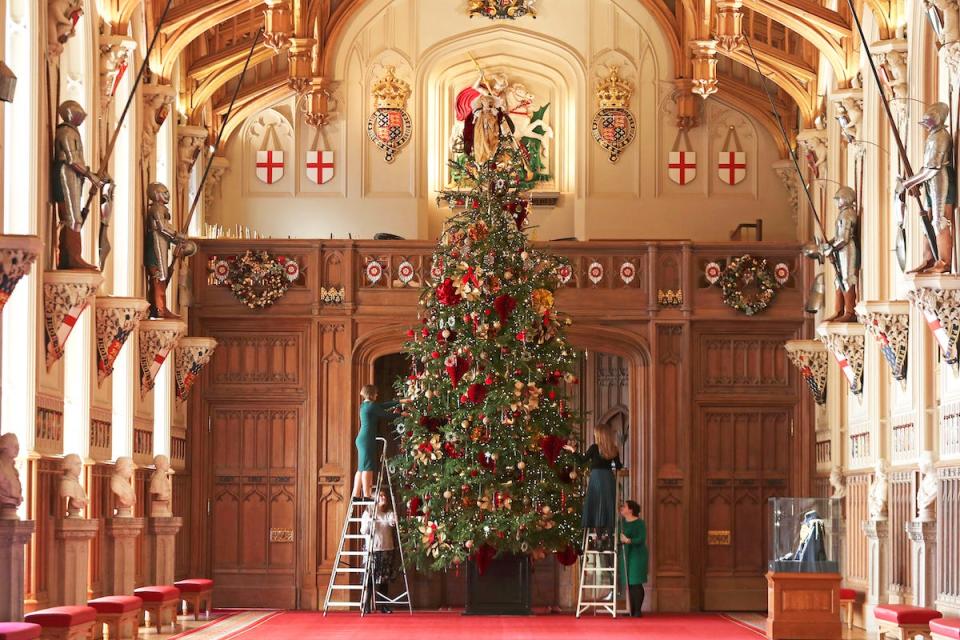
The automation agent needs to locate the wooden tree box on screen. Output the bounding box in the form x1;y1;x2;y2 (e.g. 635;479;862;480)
766;571;842;639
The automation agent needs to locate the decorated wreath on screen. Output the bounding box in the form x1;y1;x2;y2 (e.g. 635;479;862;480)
716;254;780;316
211;250;300;309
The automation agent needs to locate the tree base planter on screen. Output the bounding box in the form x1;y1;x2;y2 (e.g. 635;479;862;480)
465;553;531;615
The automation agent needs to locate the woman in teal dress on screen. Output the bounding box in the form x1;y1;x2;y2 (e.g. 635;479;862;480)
619;500;649;617
352;384;406;499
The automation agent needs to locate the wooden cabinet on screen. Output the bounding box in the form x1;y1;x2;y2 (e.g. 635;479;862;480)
766;571;842;640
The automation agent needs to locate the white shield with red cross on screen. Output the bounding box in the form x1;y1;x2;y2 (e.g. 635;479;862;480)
717;150;746;185
255;150;284;184
667;151;697;185
306;150;334;185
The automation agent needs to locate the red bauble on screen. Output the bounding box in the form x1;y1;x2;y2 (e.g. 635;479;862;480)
493;294;517;323
431;351;441;359
516;331;526;341
484;375;494;385
406;329;415;338
421;327;430;337
548;391;556;400
436;277;462;306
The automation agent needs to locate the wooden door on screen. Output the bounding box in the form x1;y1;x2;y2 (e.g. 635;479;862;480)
699;407;792;610
209;406;301;608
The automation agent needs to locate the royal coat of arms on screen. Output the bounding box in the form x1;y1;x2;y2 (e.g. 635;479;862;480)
591;66;635;163
367;66;413;163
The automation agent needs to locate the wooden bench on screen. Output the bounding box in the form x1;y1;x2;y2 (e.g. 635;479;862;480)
87;595;142;639
133;585;180;633
175;578;214;620
874;604;942;640
839;588;859;630
23;606;97;640
932;618;960;640
0;622;41;640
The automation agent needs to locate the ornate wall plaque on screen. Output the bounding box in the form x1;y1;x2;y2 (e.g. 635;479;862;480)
907;275;960;365
43;270;103;369
0;234;41;314
95;296;149;385
367;66;412;163
174;337;217;401
856;300;909;382
270;528;294;542
817;323;865;396
784;339;828;405
592;66;635;163
707;530;731;545
138;319;186;396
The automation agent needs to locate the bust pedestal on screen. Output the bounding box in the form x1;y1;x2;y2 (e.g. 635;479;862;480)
146;516;182;585
766;571;842;639
906;520;937;608
103;517;144;595
51;518;99;605
862;519;889;632
0;519;34;620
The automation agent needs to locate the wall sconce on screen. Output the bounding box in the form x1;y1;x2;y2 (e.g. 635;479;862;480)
0;61;17;103
263;0;292;52
715;0;744;52
690;40;719;99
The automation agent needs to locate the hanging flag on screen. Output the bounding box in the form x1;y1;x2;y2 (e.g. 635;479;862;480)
667;151;697;185
255;149;284;184
717;125;747;185
306;150;334;185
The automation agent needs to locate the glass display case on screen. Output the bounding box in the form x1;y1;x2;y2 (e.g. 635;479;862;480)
769;497;841;573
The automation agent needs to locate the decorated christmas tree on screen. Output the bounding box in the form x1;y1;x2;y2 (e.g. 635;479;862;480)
393;133;582;573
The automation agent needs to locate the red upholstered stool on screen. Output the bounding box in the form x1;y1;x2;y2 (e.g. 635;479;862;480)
932;618;960;640
839;588;859;630
87;595;142;639
874;604;942;640
23;606;97;640
175;578;214;620
134;586;180;633
0;622;42;640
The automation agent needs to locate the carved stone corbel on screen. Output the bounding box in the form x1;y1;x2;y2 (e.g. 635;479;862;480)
263;0;293;52
287;38;316;94
906;274;960;365
784;339;829;405
48;0;83;58
141;85;176;163
715;0;745;52
176;125;208;191
690;40;719;98
856;300;910;382
831;87;863;145
138;319;186;397
98;35;136;112
0;235;42;314
95;297;149;386
796;129;829;179
870;39;908;122
817;322;865;396
174;337;217;402
203;156;230;214
771;160;799;224
43;271;103;369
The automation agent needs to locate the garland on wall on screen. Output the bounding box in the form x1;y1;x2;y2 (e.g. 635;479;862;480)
211;250;300;309
704;254;788;316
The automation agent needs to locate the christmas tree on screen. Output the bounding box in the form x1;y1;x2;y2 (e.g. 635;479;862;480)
393;133;582;572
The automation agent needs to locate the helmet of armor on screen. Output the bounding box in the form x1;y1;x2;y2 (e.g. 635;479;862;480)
179;240;199;258
57;100;86;126
920;102;950;129
834;186;857;209
147;182;170;206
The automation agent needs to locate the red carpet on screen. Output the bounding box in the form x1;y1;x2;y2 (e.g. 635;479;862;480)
197;611;766;639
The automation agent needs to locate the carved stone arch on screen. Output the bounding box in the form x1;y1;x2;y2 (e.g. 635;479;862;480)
220;81;291;147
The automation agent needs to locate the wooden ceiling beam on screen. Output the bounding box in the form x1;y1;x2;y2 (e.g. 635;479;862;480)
189;44;276;116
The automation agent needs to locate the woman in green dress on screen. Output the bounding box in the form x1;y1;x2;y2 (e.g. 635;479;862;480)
619;499;649;617
352;385;406;499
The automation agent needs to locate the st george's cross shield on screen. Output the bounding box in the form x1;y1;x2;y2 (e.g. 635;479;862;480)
667;151;697;185
305;150;334;184
255;150;284;184
718;150;747;185
367;107;412;163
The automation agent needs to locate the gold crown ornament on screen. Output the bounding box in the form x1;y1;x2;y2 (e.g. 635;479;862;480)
371;66;411;110
596;66;632;109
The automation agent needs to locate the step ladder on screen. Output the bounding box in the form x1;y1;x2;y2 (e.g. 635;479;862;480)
575;464;628;618
323;437;412;615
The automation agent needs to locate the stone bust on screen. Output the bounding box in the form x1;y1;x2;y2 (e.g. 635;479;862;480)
868;459;889;521
111;456;137;517
149;454;173;517
916;451;938;522
60;453;88;518
0;432;23;519
829;466;846;500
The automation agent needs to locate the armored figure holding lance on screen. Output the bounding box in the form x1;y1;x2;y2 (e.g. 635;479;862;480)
804;186;860;322
898;102;957;274
143;183;196;319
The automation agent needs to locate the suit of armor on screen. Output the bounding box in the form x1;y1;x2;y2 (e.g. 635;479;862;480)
804;186;860;322
52;101;99;270
144;182;196;319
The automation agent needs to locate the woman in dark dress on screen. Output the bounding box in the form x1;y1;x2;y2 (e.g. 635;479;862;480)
566;422;624;547
352;385;406;499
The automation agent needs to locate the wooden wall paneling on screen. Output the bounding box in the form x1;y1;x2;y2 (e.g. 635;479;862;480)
844;473;871;586
937;466;960;609
86;463;113;599
35;395;64;457
888;470;915;598
25;459;60;611
174;473;191;580
135;469;148;587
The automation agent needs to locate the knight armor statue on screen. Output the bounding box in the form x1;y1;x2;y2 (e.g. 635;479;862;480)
898;102;957;274
803;186;860;322
144;182;196;319
52;100;100;271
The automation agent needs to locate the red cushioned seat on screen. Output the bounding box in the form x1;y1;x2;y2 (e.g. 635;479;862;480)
932;618;960;639
24;606;98;627
875;605;942;625
87;595;143;614
174;579;213;592
0;622;42;640
134;586;180;602
839;588;857;600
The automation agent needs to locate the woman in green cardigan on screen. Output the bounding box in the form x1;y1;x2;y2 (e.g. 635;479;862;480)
352;384;406;499
619;500;649;617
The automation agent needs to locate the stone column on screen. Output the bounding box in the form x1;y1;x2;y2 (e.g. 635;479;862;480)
0;519;35;620
50;518;99;605
906;520;937;608
862;520;889;633
146;517;182;585
103;517;144;596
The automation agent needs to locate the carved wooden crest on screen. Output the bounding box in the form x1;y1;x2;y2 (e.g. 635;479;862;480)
907;276;960;366
856;301;910;383
43;271;103;369
817;323;865;396
95;296;149;385
784;339;829;405
138;319;186;397
0;234;41;315
174;337;217;402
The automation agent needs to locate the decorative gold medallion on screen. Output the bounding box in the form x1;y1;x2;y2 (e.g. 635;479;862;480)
367;66;412;163
591;66;635;162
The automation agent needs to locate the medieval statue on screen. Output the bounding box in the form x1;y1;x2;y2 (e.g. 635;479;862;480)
0;433;23;519
48;0;82;56
144;182;197;319
898;102;956;274
149;454;174;518
111;456;137;517
803;186;860;322
916;451;938;522
868;459;889;521
52;100;101;271
829;466;846;500
60;453;88;518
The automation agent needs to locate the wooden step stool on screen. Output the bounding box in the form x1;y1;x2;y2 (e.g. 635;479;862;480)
133;585;180;633
932;618;960;640
87;595;142;639
874;604;942;640
0;622;41;640
174;579;214;620
23;606;97;640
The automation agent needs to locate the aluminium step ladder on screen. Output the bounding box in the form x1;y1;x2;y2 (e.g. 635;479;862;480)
323;437;412;615
575;464;629;618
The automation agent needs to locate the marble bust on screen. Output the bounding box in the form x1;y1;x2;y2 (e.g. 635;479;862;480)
829;466;846;500
149;454;173;517
60;453;88;518
868;459;889;521
0;432;23;519
111;456;137;517
916;451;938;522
